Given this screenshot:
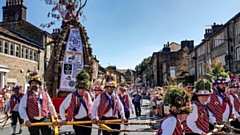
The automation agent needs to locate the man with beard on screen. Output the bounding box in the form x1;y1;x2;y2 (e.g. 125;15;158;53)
206;62;235;130
19;70;58;135
4;85;24;135
60;69;93;135
92;75;126;135
229;74;240;133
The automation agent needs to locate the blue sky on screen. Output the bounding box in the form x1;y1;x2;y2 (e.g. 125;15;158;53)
0;0;239;69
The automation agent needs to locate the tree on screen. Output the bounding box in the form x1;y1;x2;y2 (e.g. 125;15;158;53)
135;56;151;76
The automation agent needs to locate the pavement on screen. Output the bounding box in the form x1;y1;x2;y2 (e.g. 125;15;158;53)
0;98;160;135
0;113;12;128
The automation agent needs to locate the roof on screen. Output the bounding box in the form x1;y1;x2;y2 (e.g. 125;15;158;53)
0;27;43;49
197;12;240;50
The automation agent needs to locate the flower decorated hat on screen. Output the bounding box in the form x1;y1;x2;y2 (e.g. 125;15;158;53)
75;68;91;89
26;70;43;86
118;82;128;90
164;85;193;114
93;79;103;91
205;61;229;84
194;79;213;95
104;75;117;88
229;74;240;88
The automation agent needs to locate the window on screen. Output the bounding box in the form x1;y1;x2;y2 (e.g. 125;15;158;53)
170;67;176;77
0;40;2;53
207;42;211;53
219;55;226;66
235;21;240;35
4;41;8;54
189;68;195;76
15;45;20;57
197;45;205;56
214;32;225;47
10;43;14;56
25;48;28;59
237;48;240;61
34;51;38;61
21;47;24;58
29;50;33;60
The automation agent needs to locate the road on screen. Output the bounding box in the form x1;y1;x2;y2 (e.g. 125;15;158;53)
1;99;158;135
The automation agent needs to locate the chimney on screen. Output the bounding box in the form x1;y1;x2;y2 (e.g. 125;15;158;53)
212;22;223;33
181;40;194;50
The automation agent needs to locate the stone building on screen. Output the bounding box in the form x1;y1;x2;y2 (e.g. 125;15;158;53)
189;12;240;79
91;55;99;82
0;0;53;90
150;41;194;86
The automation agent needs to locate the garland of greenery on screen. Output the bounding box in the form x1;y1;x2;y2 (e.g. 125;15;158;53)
76;68;91;88
195;79;212;91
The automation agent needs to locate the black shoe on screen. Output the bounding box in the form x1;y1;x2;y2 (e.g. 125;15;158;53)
18;129;22;134
11;133;16;135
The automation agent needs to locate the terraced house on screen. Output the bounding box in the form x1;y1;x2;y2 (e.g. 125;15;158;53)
0;0;53;90
189;12;240;80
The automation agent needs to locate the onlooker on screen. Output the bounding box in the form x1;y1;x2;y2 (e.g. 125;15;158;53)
133;90;143;119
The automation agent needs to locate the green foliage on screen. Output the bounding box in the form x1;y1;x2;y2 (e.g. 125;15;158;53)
134;56;152;75
195;79;212;91
205;61;229;80
164;85;191;108
76;68;90;87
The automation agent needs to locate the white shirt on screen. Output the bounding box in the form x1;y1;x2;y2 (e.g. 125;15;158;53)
118;92;134;111
92;92;125;119
186;103;216;134
229;94;240;118
18;90;58;122
4;95;21;113
59;92;93;121
161;116;182;135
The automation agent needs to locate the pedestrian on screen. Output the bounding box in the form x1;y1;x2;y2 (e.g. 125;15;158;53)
60;69;93;135
229;74;240;133
19;70;59;135
206;61;235;130
4;85;24;135
134;90;143;119
92;75;126;135
184;79;219;135
155;85;193;135
92;81;104;135
156;91;163;117
117;83;134;133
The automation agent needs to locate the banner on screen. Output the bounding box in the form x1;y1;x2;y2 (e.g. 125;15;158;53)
59;28;84;91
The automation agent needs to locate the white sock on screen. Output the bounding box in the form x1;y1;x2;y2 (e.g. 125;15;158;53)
12;125;16;133
124;125;129;130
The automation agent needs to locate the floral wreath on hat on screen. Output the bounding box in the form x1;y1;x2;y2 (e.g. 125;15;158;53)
194;79;213;95
205;60;230;84
75;68;91;89
93;79;103;91
229;74;240;88
104;75;117;88
26;70;43;86
164;85;193;114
